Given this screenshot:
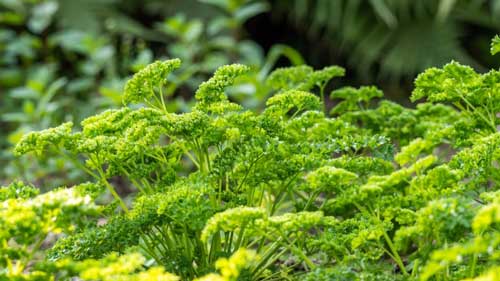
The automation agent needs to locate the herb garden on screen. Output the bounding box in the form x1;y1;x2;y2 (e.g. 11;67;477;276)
2;1;500;280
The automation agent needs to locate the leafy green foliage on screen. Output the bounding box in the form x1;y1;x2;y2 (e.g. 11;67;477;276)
4;35;500;281
123;59;182;105
491;35;500;55
0;0;299;188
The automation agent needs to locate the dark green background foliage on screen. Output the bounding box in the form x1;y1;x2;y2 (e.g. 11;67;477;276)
270;0;500;81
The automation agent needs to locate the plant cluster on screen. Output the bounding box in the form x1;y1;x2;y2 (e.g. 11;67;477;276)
0;0;299;187
3;36;500;281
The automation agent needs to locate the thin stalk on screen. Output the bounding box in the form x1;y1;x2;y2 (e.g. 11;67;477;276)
119;166;146;194
234;225;247;250
381;224;407;275
270;175;298;215
205;147;211;172
253;246;289;278
208;232;222;263
353;202;408;275
276;230;315;270
140;232;163;263
251;238;285;275
235;153;264;192
290;106;303;119
159;82;168;113
149;229;169;256
457;95;497;132
59;152;98;179
154;225;174;253
411;259;420;278
470;254;477;277
193;139;207;173
303;190;320;211
224;231;234;253
319;84;327;113
96;166;129;213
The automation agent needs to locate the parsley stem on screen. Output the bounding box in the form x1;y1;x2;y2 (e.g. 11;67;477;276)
96;166;129;213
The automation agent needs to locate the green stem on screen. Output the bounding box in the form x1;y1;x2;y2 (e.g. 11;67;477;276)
208;231;222;263
96;166;129;213
59;152;98;179
303;190;320;211
236;153;264;192
234;224;247;250
225;231;234;253
411;259;420;278
254;246;289;278
353;202;408;276
140;231;162;263
381;230;408;275
119;166;146;194
159;81;168;113
457;95;497;132
270;175;298;215
470;254;477;277
320;84;327;113
276;231;316;270
251;238;284;276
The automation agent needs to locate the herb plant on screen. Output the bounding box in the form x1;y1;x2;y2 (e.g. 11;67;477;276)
3;36;500;281
0;0;298;188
